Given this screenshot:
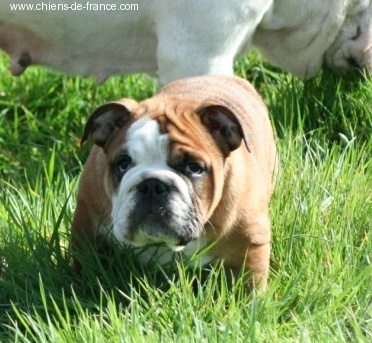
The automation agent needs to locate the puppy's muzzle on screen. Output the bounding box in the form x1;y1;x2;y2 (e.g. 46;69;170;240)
130;177;195;247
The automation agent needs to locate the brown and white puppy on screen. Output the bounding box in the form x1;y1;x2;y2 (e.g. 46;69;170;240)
71;75;277;290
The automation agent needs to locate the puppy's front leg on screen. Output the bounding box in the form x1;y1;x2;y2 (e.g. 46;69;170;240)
245;242;270;292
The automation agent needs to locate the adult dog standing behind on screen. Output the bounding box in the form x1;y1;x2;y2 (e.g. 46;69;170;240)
1;0;371;85
71;75;277;290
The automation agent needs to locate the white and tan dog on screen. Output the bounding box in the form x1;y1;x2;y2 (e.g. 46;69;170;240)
1;0;371;84
71;75;277;290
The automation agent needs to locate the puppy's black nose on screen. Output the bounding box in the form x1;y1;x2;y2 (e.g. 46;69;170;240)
137;178;169;197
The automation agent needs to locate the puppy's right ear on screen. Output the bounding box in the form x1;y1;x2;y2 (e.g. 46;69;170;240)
81;101;135;148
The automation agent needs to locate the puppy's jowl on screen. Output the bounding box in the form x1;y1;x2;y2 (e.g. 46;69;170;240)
71;76;277;290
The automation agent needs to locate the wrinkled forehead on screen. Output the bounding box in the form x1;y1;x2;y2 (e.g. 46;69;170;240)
106;102;210;164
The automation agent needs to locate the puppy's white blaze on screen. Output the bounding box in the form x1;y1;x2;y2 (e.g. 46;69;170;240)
126;117;169;166
111;116;194;245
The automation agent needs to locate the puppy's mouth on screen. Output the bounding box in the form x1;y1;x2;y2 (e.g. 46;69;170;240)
123;223;191;252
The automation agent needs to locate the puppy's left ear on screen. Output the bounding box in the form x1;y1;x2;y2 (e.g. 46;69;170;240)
197;104;251;155
81;99;137;148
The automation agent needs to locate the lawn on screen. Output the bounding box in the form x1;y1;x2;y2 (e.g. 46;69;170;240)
0;51;371;342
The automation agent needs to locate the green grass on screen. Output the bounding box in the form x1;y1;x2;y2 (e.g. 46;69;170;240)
0;51;371;342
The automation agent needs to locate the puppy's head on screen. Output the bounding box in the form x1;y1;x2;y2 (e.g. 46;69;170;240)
82;97;248;252
325;2;372;72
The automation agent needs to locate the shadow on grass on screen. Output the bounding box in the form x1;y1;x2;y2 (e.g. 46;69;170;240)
235;57;372;144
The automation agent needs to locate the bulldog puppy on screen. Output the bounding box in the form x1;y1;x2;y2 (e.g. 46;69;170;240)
71;75;277;290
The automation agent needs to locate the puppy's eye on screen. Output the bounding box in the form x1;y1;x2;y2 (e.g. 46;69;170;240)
115;154;132;176
185;162;205;176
